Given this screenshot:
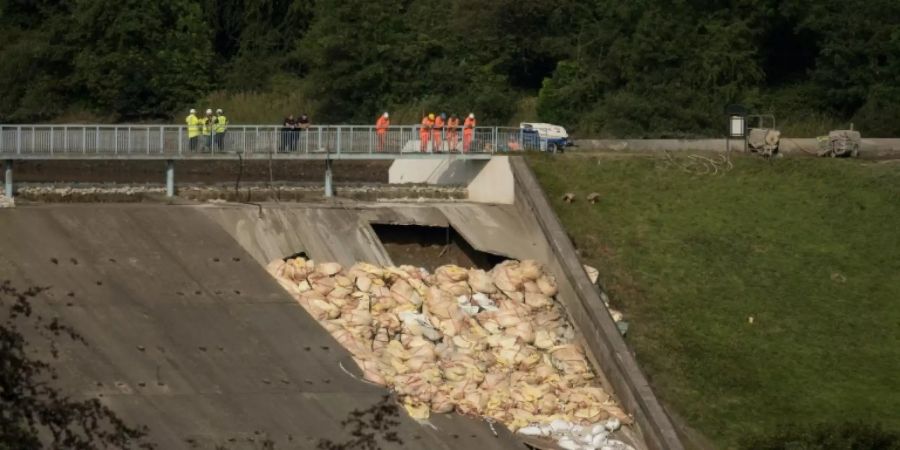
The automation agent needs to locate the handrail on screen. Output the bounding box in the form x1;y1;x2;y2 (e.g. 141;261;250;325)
0;125;539;157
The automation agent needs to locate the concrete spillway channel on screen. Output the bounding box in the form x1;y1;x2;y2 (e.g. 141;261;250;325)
0;156;682;449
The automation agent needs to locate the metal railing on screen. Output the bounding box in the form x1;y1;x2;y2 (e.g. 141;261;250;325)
0;125;541;157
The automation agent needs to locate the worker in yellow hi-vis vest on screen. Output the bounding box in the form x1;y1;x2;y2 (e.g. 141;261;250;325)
213;108;228;152
199;108;213;152
185;108;200;151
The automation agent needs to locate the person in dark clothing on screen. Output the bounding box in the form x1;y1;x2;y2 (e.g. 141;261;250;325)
282;114;297;152
296;114;310;152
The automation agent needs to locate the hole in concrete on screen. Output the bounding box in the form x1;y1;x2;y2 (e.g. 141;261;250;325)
371;224;504;272
284;251;308;261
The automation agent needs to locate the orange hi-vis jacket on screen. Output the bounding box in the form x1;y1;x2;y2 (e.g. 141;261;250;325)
376;116;390;134
420;116;433;134
433;116;445;137
463;117;476;133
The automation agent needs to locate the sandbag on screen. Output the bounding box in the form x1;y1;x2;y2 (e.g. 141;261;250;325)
268;256;633;441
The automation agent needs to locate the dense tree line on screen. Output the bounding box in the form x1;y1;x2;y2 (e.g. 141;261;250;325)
1;0;898;136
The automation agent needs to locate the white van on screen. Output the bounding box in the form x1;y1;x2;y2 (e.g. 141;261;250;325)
520;122;570;153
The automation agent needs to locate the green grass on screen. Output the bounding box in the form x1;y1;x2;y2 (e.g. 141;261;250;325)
528;153;900;449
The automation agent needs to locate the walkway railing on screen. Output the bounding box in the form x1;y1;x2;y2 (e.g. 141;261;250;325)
0;125;540;157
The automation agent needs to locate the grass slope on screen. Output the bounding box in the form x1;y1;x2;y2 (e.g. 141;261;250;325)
529;153;900;448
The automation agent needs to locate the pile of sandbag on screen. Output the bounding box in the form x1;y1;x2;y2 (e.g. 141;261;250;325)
267;257;633;445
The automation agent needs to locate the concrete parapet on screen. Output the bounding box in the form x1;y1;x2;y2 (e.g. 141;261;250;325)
388;156;515;204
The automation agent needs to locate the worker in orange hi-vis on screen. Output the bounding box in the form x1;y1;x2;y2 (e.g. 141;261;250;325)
432;113;446;152
446;114;460;152
375;112;390;152
463;113;476;153
420;113;434;152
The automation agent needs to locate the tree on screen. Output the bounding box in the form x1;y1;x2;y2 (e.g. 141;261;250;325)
0;281;154;449
68;0;214;119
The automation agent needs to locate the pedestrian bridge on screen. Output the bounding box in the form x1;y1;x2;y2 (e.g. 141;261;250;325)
1;124;538;198
0;124;536;160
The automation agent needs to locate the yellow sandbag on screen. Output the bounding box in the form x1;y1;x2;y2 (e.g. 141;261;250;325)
524;292;552;309
316;262;342;276
334;275;353;288
574;406;609;422
436;265;469;282
430;391;455;413
537;274;559;296
539;392;559;414
439;280;471;296
491;266;518;293
403;399;430;420
311;276;335;296
390;278;419;306
308;298;340;320
506;321;535;344
467;269;497;294
519;260;543;280
534;329;556;349
522;280;541;294
266;259;285;276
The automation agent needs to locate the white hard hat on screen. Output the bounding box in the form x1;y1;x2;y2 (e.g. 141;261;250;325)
216;108;223;114
206;108;213;114
468;113;475;118
189;108;196;114
383;112;389;118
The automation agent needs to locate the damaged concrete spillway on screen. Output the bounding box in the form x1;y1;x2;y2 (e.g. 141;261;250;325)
0;157;682;449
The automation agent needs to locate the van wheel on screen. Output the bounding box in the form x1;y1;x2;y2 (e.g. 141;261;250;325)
548;143;559;153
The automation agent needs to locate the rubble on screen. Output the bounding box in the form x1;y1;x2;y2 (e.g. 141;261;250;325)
0;194;14;208
268;258;635;450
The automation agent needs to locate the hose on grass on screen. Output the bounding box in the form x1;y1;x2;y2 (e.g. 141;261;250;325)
662;151;733;175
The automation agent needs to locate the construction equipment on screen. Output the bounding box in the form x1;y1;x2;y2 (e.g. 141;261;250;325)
747;128;781;157
817;129;861;157
745;114;781;157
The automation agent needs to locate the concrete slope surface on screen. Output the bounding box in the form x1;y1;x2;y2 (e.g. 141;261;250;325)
0;205;522;449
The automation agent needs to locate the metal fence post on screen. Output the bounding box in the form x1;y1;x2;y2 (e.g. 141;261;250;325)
336;126;342;155
159;126;164;155
49;126;54;155
324;157;333;198
95;126;100;154
63;126;68;153
166;160;175;197
4;160;12;198
16;126;21;154
82;126;87;154
178;127;183;155
492;127;498;154
114;128;118;154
